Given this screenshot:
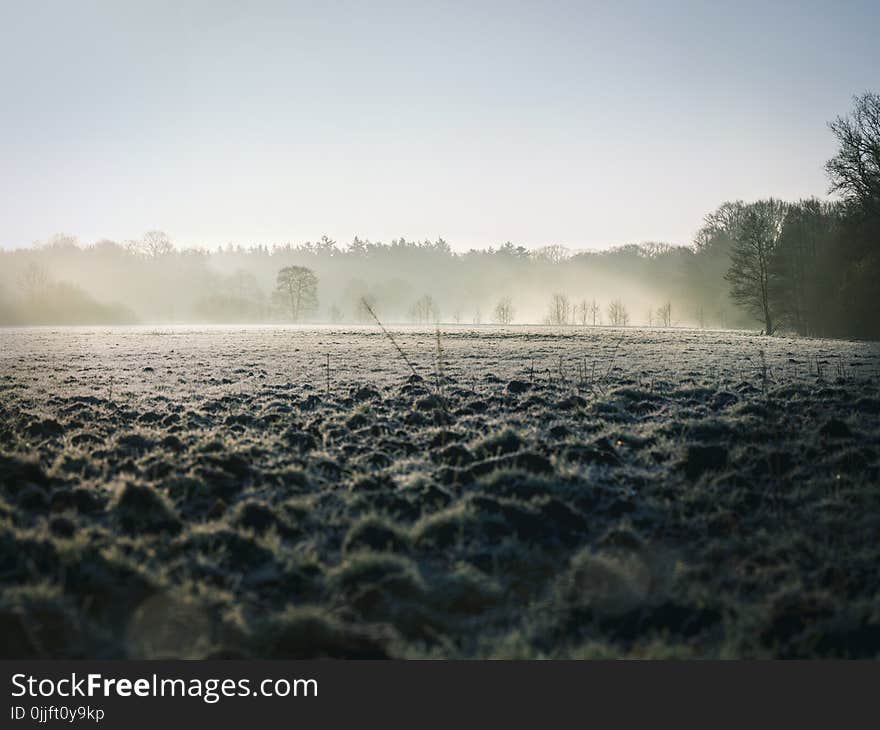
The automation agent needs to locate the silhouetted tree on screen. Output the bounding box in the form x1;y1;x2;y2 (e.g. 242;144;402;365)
819;92;880;338
608;299;629;326
272;265;318;321
132;231;174;258
493;296;514;324
656;301;672;327
546;293;571;325
534;244;569;264
826;92;880;215
409;294;438;324
725;199;787;335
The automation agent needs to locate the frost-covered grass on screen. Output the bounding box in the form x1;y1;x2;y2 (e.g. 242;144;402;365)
1;325;879;658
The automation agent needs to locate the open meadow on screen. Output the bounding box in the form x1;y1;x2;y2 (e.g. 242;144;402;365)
1;325;879;658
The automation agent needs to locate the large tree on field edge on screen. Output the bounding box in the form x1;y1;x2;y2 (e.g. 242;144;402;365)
724;199;787;335
273;266;318;322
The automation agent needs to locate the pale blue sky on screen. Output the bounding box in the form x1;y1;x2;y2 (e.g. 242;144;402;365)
1;0;877;250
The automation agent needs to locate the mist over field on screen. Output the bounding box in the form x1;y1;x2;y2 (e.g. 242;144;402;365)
0;235;735;328
3;88;878;338
3;181;877;339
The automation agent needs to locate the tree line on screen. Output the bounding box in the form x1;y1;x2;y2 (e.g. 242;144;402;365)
0;93;876;338
694;91;878;338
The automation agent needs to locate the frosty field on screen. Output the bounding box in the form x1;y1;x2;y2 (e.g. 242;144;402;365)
1;325;879;659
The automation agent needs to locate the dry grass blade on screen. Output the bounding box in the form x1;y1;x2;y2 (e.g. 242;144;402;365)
434;325;445;396
360;297;420;379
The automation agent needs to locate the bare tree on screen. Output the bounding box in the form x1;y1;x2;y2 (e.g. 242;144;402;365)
545;293;571;325
575;299;590;325
656;301;672;327
272;265;318;322
724;199;787;335
409;294;439;324
132;230;174;258
533;244;570;264
826;92;880;215
493;296;514;325
589;299;601;326
607;299;629;326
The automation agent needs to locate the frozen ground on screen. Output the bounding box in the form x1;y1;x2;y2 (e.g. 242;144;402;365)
1;325;879;658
